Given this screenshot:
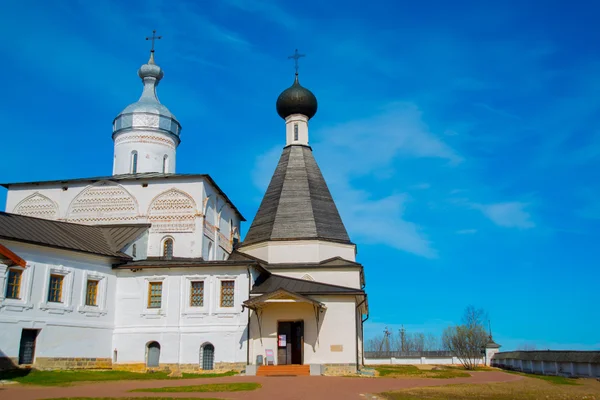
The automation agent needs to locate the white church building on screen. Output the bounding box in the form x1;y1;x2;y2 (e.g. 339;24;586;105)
0;48;368;376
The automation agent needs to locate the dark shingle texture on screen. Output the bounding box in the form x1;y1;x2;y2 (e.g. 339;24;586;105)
251;273;363;295
0;212;147;258
243;146;350;245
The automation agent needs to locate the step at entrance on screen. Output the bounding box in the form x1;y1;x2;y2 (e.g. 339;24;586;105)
257;365;310;376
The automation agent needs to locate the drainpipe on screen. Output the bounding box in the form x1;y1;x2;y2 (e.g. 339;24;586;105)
355;297;366;372
361;312;369;367
246;267;251;366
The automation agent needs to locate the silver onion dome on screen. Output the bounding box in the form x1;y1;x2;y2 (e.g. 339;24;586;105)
112;52;181;140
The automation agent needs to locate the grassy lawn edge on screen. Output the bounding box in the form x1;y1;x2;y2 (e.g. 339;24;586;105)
0;369;237;386
130;382;261;393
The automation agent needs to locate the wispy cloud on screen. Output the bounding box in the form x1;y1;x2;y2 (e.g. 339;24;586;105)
474;202;535;229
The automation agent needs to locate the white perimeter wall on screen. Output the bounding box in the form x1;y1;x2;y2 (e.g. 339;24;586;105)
0;241;117;361
113;266;250;365
364;356;485;365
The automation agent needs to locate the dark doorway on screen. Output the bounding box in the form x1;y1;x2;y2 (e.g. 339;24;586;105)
277;321;304;365
18;329;39;365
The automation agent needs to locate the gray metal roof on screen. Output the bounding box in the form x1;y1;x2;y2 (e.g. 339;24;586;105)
251;273;363;295
115;257;251;269
1;173;245;221
242;145;351;246
493;351;600;363
0;212;147;258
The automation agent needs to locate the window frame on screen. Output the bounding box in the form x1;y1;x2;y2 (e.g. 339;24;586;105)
78;272;108;316
181;275;208;317
147;281;163;309
189;280;205;308
47;274;64;303
162;237;174;259
0;264;34;311
39;266;74;314
131;151;138;174
5;268;23;299
294;123;299;141
141;276;167;318
85;279;99;306
219;279;235;308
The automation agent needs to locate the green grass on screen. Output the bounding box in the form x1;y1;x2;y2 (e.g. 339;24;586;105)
131;382;261;393
0;369;237;386
375;365;471;379
503;370;580;385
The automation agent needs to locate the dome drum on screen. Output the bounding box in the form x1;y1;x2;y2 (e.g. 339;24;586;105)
113;111;181;139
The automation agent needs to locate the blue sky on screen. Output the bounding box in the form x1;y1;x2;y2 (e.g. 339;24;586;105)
1;0;599;351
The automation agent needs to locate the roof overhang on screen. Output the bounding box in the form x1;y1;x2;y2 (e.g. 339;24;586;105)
243;289;326;310
0;242;26;268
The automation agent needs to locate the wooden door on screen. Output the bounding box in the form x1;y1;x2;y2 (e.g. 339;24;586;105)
291;321;304;365
18;329;38;365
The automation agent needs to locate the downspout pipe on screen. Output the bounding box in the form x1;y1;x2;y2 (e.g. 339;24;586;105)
355;297;367;372
246;267;251;366
361;310;369;367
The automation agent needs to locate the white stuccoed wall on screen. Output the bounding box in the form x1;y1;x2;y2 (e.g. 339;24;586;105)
0;240;118;362
113;266;250;366
267;267;362;289
240;240;356;264
112;131;177;175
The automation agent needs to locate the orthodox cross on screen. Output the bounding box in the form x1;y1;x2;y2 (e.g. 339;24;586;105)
146;30;162;53
288;49;305;75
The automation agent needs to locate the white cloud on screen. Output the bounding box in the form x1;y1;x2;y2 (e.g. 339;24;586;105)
475;202;535;229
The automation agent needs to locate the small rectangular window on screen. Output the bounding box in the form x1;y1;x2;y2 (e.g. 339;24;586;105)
148;282;162;308
294;123;299;141
48;275;64;303
85;280;99;306
220;280;235;308
190;281;204;307
6;269;23;299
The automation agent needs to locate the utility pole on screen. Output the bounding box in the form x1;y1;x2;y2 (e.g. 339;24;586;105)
400;325;406;353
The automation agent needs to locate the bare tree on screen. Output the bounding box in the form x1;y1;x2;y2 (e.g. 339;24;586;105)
425;333;439;351
442;306;489;370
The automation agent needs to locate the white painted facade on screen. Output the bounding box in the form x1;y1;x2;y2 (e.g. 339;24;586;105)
241;240;357;264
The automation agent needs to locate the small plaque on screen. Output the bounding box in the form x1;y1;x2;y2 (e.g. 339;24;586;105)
330;345;343;352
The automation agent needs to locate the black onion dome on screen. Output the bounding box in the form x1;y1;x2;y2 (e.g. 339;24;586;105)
276;74;318;120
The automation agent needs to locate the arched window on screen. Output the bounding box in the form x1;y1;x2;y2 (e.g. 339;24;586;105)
132;244;137;258
201;343;215;370
131;151;138;174
163;238;174;259
162;155;168;173
146;341;160;367
207;241;213;261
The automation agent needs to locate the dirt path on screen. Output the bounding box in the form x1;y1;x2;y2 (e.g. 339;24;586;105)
1;370;522;400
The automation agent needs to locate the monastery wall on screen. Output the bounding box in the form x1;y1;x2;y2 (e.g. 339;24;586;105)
0;241;117;370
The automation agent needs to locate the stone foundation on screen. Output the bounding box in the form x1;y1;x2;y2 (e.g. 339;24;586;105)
323;363;357;376
34;358;112;370
113;362;245;374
